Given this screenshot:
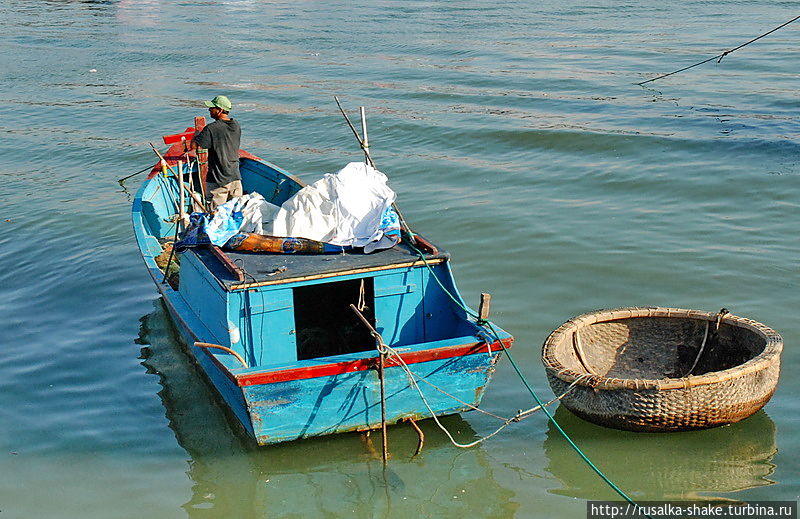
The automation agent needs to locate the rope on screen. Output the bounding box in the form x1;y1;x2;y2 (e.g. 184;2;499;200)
194;342;248;368
684;321;709;377
684;308;729;377
407;241;652;517
410;358;592;423
350;302;584;441
358;278;367;312
410;371;512;421
637;15;800;85
381;340;590;448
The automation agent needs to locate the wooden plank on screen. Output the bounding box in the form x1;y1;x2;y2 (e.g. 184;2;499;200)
229;258;446;290
207;245;245;283
478;292;491;321
413;233;439;255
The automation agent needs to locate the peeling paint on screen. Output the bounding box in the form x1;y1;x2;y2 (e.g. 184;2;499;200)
250;398;293;407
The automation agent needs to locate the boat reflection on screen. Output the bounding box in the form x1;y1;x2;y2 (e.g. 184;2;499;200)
137;300;517;518
543;405;776;501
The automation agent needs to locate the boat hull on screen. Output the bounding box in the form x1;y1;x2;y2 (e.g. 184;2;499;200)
239;342;503;445
132;124;513;446
154;268;507;445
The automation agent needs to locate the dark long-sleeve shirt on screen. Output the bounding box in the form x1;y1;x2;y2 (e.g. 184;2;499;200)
193;118;241;189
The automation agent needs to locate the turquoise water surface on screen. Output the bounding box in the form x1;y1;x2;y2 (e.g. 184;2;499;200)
0;1;798;518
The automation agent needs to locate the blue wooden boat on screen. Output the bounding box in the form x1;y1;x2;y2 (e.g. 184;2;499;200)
131;118;514;446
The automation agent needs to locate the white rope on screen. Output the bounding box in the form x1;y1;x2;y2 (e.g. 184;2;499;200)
381;341;591;449
411;369;511;421
357;278;366;312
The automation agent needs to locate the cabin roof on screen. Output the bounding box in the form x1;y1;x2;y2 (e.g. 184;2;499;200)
193;241;449;290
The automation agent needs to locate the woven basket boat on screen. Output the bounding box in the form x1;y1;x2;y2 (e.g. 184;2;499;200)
541;307;782;432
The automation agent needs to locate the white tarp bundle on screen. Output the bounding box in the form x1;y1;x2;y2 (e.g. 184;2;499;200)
268;161;397;248
201;162;400;252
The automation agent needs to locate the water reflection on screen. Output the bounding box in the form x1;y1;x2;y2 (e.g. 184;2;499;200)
543;406;776;501
137;300;517;518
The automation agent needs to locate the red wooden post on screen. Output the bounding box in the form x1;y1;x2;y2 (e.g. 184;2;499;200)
194;116;209;197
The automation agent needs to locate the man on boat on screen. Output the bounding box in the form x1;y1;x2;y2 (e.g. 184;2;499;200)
192;95;242;211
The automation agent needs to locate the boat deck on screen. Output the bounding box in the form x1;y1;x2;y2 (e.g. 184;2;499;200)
193;241;449;290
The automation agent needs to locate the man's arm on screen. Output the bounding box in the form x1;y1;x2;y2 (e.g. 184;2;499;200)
192;126;212;150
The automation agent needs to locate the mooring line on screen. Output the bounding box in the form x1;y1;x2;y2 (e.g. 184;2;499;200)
408;241;653;518
637;15;800;86
383;341;591;448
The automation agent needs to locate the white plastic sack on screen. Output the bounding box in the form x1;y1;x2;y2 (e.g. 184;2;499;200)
237;192;281;235
268;162;397;248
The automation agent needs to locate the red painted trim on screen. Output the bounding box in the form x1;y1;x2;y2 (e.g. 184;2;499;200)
236;338;513;387
146;120;262;180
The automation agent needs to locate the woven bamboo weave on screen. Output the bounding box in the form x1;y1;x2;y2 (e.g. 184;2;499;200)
541;307;782;431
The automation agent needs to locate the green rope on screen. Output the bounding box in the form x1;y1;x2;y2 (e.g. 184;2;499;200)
408;240;652;518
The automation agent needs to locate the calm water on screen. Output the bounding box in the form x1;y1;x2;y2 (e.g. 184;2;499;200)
1;1;798;517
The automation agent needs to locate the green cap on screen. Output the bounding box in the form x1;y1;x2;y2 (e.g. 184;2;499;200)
204;95;232;111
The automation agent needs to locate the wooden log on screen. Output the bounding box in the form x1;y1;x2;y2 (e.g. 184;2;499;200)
225;233;326;254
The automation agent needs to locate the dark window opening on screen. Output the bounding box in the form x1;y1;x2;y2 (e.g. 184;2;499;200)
294;278;376;360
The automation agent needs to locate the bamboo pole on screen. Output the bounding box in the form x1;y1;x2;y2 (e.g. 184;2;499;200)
188;156;204;212
333;98;417;246
184;151;199;212
149;143;207;212
378;348;389;464
349;304;389;465
178;160;186;229
162;160;183;286
360;106;370;166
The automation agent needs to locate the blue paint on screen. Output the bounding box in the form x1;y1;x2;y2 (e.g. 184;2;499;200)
178;253;230;343
374;268;424;345
232;287;297;367
243;350;502;444
132;150;513;446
